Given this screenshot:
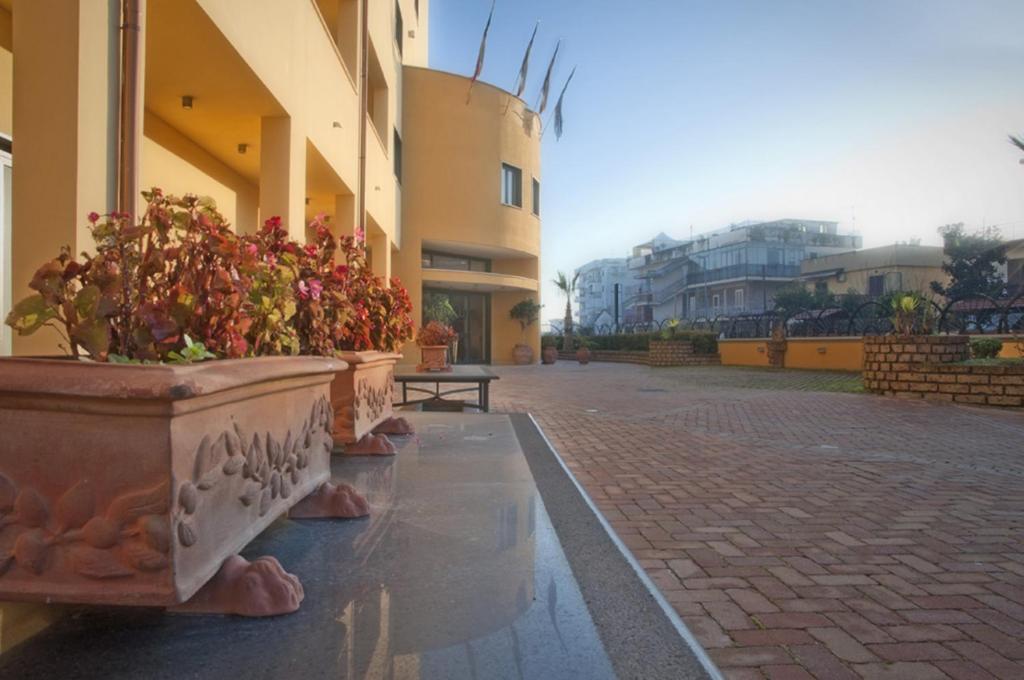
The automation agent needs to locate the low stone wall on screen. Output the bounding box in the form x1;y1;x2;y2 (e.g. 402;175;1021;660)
557;350;649;365
557;341;720;367
862;335;1024;407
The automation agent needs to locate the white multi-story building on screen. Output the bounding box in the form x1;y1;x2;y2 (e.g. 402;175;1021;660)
575;258;632;330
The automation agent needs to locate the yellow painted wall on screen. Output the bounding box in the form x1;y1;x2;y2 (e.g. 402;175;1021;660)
719;339;771;368
720;337;864;371
0;6;11;138
143;112;259;230
397;67;541;366
816;266;947;297
993;336;1023;359
785;338;864;372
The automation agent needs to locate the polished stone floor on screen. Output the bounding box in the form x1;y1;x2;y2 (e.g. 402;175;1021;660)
0;414;627;679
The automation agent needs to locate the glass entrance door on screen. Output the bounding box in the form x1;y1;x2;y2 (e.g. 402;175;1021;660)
423;289;490;364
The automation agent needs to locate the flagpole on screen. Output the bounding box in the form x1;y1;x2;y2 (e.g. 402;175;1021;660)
467;0;496;105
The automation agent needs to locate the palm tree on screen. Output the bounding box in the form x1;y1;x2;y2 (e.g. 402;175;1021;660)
553;270;580;351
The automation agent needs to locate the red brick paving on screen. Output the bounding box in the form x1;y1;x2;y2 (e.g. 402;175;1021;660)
490;363;1024;679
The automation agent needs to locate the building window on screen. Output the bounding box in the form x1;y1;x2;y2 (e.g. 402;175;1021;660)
712;294;720;311
501;163;522;207
532;178;540;216
734;288;744;310
395;1;404;55
393;128;402;183
815;281;828;296
868;274;884;297
422;250;492;273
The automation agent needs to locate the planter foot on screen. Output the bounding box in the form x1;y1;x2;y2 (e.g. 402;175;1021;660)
372;416;415;436
340;432;397;456
289;482;370;519
171;555;304;617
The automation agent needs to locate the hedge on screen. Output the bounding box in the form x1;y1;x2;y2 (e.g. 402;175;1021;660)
543;332;718;355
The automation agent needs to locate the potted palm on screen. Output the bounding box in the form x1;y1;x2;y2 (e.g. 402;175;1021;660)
553;271;580;352
0;191;343;615
509;298;542;364
541;336;559;364
417;321;458;372
576;336;593;365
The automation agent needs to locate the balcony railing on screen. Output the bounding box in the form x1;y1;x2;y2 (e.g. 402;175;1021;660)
685;264;800;287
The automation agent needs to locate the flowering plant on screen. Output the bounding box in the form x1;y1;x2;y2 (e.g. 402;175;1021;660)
4;190;276;361
416;320;458;347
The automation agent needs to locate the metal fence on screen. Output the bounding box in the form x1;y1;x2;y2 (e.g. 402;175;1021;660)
572;292;1024;339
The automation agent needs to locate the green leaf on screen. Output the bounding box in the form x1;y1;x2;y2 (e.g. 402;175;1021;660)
70;318;111;359
74;285;102;318
5;295;58;335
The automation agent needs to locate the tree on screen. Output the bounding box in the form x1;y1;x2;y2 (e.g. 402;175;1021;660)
930;223;1007;299
552;271;579;351
771;283;835;314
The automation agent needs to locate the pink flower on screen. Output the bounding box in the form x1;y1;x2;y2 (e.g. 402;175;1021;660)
304;244;318;258
266;216;282;229
308;279;323;300
244;243;258;257
297;280;310;299
87;212;100;224
265;253;277;269
354;226;365;241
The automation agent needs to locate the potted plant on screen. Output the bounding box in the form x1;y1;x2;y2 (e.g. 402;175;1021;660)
248;216;415;455
0;191;346;615
509;298;542;364
417;321;458;372
541;336;559;365
576;336;592;365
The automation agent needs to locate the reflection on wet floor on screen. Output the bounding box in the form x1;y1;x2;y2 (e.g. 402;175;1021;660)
0;414;615;680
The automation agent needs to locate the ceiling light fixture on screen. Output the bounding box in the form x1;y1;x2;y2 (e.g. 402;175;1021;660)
181;95;194;110
237;143;248;154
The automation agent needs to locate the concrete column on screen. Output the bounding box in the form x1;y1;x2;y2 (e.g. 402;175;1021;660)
11;0;119;355
333;193;356;238
259;115;306;240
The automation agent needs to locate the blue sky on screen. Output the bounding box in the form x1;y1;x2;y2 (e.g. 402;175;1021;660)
428;0;1024;325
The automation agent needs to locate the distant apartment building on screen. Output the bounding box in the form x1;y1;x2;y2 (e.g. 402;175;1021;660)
575;258;631;329
622;220;860;322
799;244;948;299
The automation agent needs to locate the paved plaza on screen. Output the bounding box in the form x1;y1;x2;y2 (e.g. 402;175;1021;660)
491;362;1024;680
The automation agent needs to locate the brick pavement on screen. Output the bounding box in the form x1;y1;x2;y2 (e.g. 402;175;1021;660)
490;362;1024;680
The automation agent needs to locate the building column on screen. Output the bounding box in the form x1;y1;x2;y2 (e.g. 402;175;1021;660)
368;229;391;279
259;115;306;240
333;193;356;238
11;0;119;355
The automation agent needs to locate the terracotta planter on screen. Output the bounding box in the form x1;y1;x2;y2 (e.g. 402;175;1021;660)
541;346;558;364
512;344;534;365
0;356;340;607
417;345;450;372
576;347;592;365
330;351;401;448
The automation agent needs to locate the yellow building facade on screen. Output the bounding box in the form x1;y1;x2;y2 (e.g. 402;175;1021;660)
0;0;541;363
0;0;541;649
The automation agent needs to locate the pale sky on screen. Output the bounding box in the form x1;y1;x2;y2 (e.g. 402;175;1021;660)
429;0;1024;325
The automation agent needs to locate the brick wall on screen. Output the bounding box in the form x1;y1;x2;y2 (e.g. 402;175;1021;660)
862;335;1023;407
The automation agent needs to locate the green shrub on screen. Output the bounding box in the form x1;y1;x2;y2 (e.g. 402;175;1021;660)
575;332;718;354
971;338;1003;359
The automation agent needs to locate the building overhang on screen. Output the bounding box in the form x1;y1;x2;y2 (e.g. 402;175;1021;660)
422;269;539;293
421;239;536;261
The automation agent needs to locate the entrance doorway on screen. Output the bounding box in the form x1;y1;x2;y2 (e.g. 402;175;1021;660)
423;289;490;364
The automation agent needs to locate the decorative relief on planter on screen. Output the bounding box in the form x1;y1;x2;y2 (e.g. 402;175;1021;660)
174;396;333;548
0;476;172;581
331;353;400;447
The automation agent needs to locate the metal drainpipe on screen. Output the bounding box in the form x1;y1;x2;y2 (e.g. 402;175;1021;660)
356;0;369;242
118;0;144;219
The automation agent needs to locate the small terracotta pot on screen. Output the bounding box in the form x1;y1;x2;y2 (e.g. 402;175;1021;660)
418;345;451;372
541;346;558;365
512;344;534;365
576;347;592;365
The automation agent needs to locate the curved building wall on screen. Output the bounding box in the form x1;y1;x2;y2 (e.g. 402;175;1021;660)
396;67;542;365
